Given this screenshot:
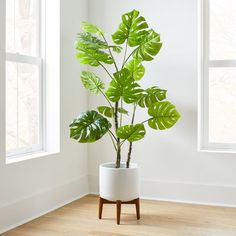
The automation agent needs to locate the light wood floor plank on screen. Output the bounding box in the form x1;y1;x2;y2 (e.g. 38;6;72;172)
2;195;236;236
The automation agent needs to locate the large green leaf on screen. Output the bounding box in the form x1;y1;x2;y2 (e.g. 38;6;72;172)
81;71;105;94
76;44;114;66
81;21;104;36
106;68;143;103
106;68;131;102
138;86;167;108
75;32;108;50
76;33;122;54
148;101;180;130
75;32;114;66
133;29;162;61
97;106;128;118
112;9;149;47
70;110;111;143
116;124;146;142
123;81;144;104
125;58;145;81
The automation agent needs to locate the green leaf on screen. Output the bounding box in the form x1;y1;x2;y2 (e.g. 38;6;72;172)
116;124;146;142
148;101;180;130
123;81;144;104
76;44;114;66
97;106;128;118
106;68;144;103
112;9;149;46
75;32;114;66
109;45;123;53
118;107;128;115
97;106;113;118
138;86;167;108
75;32;108;50
106;68;131;102
125;58;145;81
81;21;104;36
81;71;105;94
70;110;111;143
133;29;162;61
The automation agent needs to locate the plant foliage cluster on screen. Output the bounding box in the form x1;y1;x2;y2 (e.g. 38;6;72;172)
70;10;180;168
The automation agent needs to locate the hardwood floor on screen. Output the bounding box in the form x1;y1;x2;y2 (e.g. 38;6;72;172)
2;195;236;236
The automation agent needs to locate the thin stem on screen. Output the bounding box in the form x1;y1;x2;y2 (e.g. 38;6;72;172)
121;41;128;69
108;131;117;151
131;103;137;124
141;118;152;124
98;62;113;80
99;89;113;111
108;130;118;142
126;103;137;168
126;142;132;168
122;48;137;68
101;34;119;72
119;103;138;148
114;101;121;168
119;98;123;127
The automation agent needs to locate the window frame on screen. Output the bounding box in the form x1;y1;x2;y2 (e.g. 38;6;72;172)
5;0;46;158
198;0;236;152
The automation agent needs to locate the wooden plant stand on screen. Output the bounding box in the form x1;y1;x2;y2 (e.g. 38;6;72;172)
98;196;140;224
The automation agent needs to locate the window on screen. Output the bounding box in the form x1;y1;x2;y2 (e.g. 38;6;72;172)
5;0;44;157
199;0;236;151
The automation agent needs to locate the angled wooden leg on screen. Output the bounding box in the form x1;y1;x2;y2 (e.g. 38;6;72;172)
116;200;122;224
135;198;140;220
99;197;104;219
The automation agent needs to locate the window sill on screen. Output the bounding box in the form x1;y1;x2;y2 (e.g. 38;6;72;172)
6;150;60;165
198;146;236;154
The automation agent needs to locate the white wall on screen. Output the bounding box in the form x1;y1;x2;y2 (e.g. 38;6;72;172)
1;0;236;233
88;0;236;206
0;0;89;233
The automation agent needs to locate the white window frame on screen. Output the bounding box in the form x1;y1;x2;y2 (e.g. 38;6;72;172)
5;0;46;158
198;0;236;152
1;0;60;164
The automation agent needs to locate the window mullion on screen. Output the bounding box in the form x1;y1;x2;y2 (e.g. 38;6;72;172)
6;53;42;66
208;60;236;67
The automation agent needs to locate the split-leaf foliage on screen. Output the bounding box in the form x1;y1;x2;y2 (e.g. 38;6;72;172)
70;10;180;168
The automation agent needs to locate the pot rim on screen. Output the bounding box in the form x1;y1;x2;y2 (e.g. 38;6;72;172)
100;162;139;170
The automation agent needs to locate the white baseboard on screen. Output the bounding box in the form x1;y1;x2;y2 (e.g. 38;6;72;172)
89;174;236;208
0;175;88;234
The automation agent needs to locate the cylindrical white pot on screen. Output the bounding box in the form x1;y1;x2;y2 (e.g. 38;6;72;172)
99;162;140;202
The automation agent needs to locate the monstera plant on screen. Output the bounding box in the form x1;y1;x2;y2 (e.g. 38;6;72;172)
70;9;180;168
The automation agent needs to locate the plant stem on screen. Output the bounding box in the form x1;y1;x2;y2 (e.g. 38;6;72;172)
108;129;117;142
122;48;137;68
131;103;137;124
141;118;152;124
119;98;123;127
101;34;119;72
114;101;121;168
99;89;114;112
121;41;128;69
108;131;117;151
98;62;113;80
126;142;132;168
126;103;137;168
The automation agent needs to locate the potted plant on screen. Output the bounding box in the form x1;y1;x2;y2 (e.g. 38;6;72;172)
70;9;180;222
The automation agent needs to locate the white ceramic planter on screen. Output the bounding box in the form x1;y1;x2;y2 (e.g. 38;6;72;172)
99;162;140;202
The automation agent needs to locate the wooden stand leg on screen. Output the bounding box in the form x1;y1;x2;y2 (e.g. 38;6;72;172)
98;197;103;219
135;198;140;220
116;200;122;225
98;196;140;224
